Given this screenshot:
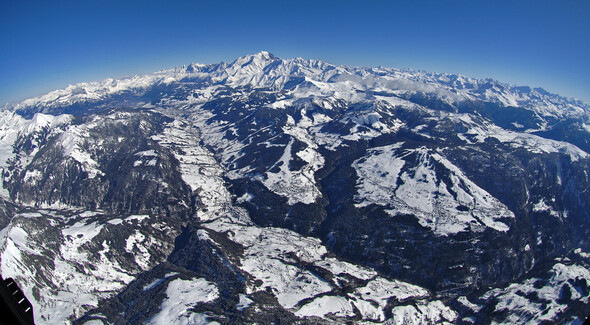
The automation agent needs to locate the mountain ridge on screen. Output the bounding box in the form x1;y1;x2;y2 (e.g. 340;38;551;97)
10;51;589;119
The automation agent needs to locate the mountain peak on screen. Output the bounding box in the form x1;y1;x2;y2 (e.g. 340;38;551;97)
232;51;278;67
254;50;275;60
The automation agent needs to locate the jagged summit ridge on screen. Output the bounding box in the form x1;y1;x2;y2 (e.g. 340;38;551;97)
12;52;589;119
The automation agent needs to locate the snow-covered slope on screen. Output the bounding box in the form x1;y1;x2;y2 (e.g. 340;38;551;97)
353;145;514;235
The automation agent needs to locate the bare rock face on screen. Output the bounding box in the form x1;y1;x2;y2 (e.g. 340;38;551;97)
1;52;589;324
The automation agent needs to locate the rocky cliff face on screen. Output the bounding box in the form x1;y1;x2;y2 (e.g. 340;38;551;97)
0;52;589;324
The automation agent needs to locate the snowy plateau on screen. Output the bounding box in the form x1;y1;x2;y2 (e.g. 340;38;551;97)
0;51;589;324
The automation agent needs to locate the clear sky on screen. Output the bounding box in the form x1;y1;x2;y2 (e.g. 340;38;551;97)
1;0;589;104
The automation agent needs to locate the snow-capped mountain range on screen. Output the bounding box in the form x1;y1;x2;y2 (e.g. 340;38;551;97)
0;52;589;324
14;51;589;120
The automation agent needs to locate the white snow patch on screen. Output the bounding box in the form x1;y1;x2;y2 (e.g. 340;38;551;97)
314;257;377;281
295;295;354;318
532;199;561;218
107;218;123;225
457;296;482;312
352;277;429;308
574;248;590;259
125;214;150;223
143;273;180;292
143;278;165;292
61;221;104;261
460;121;588;162
236;294;253;311
236;192;254;204
125;231;150;269
389;300;457;324
133;150;158;167
135;149;157;157
482;262;590;324
148;277;219;325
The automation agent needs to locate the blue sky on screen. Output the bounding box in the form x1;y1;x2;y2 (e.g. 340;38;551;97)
1;0;589;104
